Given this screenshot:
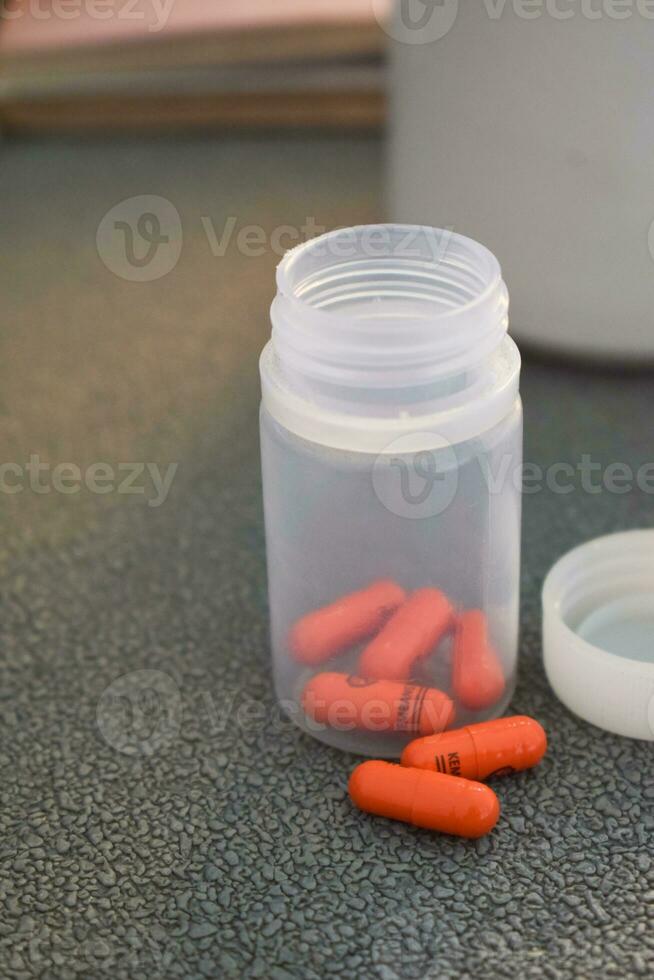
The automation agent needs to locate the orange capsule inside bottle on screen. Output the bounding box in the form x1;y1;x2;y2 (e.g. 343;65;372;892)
349;760;500;838
302;672;455;736
401;715;547;780
290;579;406;666
452;610;505;711
358;587;454;682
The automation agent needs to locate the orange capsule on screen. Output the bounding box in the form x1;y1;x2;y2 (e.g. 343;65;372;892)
401;715;547;780
290;580;406;666
452;610;505;710
358;588;454;682
349;760;500;838
302;672;455;736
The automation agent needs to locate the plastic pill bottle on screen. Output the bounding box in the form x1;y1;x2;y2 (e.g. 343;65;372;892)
259;225;522;757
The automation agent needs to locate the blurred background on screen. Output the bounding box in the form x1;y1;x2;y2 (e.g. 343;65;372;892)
1;5;653;977
0;0;390;557
0;1;388;129
3;0;654;360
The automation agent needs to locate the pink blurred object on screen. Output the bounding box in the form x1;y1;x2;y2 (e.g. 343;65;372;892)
0;0;389;132
0;0;389;53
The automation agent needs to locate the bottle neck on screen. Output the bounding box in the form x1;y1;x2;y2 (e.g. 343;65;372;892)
262;225;520;453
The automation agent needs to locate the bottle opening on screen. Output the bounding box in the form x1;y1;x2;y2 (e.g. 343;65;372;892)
271;225;509;388
262;224;520;453
280;225;496;314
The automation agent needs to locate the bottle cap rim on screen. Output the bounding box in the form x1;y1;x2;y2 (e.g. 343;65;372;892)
542;529;654;741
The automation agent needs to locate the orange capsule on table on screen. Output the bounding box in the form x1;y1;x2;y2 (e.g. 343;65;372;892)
290;579;406;666
452;610;505;711
349;760;500;838
401;715;547;780
302;672;455;736
358;588;454;682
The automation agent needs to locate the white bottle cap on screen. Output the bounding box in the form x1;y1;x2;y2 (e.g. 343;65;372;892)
542;530;654;741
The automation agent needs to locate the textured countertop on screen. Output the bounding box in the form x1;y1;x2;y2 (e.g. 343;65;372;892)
1;136;653;980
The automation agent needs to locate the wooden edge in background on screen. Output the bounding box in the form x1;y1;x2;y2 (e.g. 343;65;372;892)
0;23;386;79
0;91;386;132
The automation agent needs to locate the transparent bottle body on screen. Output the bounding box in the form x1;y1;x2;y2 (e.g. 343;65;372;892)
260;399;523;757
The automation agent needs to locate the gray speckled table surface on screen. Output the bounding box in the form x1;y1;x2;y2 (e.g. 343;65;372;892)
1;135;653;980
